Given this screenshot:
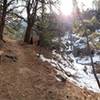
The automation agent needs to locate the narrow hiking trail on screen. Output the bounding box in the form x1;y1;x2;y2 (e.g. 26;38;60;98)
0;39;100;100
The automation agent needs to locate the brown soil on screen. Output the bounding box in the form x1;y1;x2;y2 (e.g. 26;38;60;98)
0;39;100;100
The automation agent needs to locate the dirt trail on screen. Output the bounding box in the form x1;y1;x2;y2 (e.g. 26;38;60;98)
0;40;100;100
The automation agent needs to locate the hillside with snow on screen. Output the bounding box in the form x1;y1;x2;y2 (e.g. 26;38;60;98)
40;32;100;93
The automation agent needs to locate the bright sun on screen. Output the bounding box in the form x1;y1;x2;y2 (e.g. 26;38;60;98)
61;0;73;15
60;0;93;15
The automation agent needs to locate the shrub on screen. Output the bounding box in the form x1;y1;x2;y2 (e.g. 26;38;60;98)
39;32;54;47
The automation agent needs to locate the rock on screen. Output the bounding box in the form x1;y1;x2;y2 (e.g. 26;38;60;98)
2;50;18;63
56;74;66;82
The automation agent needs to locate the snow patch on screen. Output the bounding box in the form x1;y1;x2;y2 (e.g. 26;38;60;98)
76;54;100;65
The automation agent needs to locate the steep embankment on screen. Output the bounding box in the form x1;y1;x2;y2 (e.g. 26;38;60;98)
0;39;100;100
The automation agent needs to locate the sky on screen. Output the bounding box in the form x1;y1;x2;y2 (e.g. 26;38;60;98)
20;0;94;18
61;0;93;15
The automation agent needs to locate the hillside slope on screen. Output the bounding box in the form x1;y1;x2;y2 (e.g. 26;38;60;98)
0;39;100;100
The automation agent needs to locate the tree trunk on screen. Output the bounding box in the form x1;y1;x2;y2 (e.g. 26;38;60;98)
0;0;7;40
24;23;33;43
0;22;5;40
0;15;6;40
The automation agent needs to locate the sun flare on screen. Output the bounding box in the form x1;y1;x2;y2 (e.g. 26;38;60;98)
60;0;73;15
60;0;93;16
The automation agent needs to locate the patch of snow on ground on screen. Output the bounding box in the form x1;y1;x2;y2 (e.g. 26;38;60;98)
40;52;100;93
76;54;100;65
